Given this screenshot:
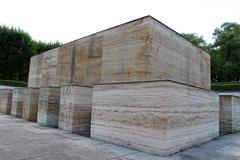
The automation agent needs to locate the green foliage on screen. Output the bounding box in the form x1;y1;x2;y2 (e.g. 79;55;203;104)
182;22;240;84
0;26;33;81
181;33;209;50
0;79;27;87
32;40;61;55
211;82;240;91
0;25;61;81
211;22;240;82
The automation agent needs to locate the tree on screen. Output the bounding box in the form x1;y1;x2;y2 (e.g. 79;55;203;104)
181;33;209;50
0;25;61;81
212;22;240;82
32;40;61;55
0;26;33;81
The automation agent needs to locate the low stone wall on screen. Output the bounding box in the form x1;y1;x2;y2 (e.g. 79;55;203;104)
0;89;13;114
23;88;39;122
219;95;240;136
91;80;219;156
37;87;60;127
11;88;25;117
59;85;92;136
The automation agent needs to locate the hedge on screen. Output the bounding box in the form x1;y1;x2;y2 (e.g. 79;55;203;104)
211;82;240;91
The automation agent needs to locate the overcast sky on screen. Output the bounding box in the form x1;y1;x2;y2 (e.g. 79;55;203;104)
0;0;239;44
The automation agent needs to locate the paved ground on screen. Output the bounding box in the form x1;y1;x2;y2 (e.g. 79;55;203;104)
1;114;240;160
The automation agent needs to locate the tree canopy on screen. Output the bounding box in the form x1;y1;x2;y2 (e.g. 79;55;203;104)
211;22;240;82
0;25;60;81
181;22;240;83
181;33;208;49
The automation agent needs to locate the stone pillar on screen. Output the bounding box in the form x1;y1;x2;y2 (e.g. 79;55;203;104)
219;95;240;136
37;87;60;127
23;88;39;122
0;89;13;114
11;88;25;117
59;85;92;136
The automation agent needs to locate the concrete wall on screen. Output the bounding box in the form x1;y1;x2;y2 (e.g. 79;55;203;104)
91;80;219;156
59;85;92;136
23;88;39;122
28;16;210;89
11;88;25;117
0;89;13;114
37;87;60;127
0;85;14;89
219;95;240;135
219;92;240;97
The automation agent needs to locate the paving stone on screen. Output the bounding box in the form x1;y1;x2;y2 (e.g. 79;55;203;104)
1;113;240;160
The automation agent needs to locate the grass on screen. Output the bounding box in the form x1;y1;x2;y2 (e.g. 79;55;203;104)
211;82;240;91
0;79;27;87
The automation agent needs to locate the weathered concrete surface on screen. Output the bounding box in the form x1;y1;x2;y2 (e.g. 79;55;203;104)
23;88;39;122
59;85;92;136
91;80;219;156
0;114;240;160
219;95;240;136
37;87;60;127
0;89;12;114
28;16;210;90
0;85;14;89
11;88;25;118
219;91;240;97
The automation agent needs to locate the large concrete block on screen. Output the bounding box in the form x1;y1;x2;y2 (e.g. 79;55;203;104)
219;95;240;136
40;48;60;87
37;87;60;127
219;92;240;97
23;88;39;122
28;16;210;89
59;85;92;136
91;80;219;156
11;88;25;117
0;89;13;114
28;54;42;87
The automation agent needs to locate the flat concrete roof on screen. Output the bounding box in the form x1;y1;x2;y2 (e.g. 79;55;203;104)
0;85;15;89
0;114;240;160
31;15;209;58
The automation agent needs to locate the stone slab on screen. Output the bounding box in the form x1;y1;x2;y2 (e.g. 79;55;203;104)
59;85;92;136
219;91;240;97
219;95;240;136
23;88;39;122
11;88;25;117
91;80;219;156
0;89;13;114
37;87;60;127
28;16;210;90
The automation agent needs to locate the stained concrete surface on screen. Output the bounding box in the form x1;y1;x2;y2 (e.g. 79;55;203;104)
0;114;240;160
0;85;14;89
